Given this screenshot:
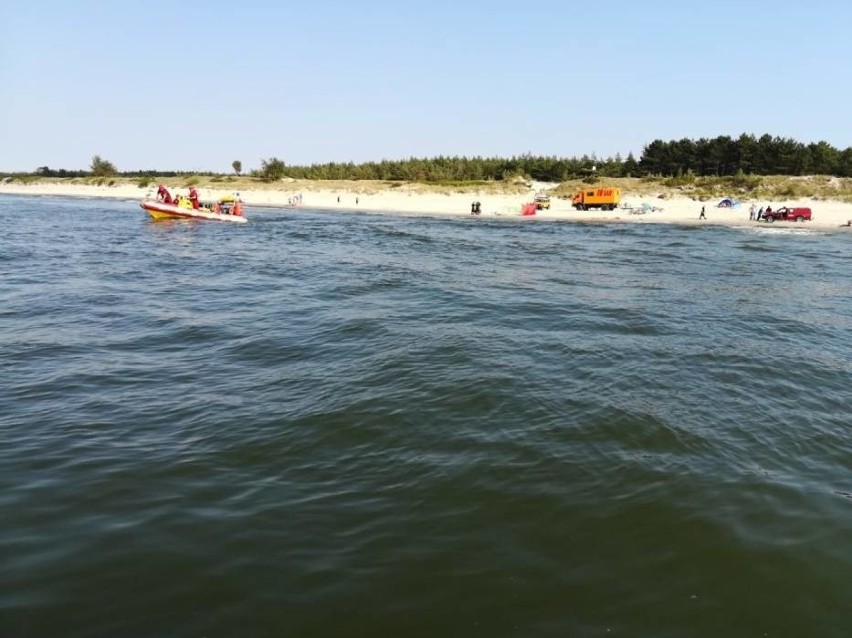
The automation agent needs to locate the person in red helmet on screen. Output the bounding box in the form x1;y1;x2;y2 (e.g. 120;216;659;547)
188;185;200;210
156;184;173;204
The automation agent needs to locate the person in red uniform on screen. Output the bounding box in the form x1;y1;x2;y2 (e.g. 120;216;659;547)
188;185;200;210
156;184;173;204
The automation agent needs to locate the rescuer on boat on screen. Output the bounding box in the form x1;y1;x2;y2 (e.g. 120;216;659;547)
156;184;173;204
188;185;200;210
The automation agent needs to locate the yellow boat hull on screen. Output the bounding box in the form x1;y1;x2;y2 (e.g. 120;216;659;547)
140;199;248;224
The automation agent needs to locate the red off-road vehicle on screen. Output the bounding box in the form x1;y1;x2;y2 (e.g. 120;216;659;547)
763;207;812;223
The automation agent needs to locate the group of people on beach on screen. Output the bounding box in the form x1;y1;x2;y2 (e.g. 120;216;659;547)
748;204;774;221
699;203;778;221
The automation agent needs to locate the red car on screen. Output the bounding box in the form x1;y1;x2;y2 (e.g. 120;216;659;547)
763;207;812;223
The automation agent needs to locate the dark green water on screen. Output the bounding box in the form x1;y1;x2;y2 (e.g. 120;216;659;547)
1;196;850;637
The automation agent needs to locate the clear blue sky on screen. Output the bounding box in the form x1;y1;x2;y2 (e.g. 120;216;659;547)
1;0;850;172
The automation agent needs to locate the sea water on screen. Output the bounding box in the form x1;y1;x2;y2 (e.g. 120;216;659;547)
1;196;850;637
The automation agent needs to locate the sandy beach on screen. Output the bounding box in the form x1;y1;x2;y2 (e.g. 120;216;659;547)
3;180;852;229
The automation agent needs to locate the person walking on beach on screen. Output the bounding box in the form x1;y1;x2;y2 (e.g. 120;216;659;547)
749;203;755;221
699;205;706;220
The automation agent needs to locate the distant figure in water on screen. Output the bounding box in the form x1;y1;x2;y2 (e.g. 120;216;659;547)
699;205;706;220
156;184;173;204
188;185;200;209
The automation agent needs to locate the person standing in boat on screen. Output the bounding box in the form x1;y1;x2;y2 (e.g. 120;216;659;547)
156;184;173;204
188;185;200;210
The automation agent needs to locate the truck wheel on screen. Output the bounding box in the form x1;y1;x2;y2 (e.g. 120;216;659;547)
796;216;804;222
766;216;774;223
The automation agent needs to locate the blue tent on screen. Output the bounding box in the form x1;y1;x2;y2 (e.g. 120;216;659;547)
717;197;741;208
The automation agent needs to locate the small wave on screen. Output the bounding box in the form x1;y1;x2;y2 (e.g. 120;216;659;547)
744;226;825;236
736;243;779;253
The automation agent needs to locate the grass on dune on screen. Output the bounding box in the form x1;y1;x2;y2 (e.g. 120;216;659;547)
6;174;852;203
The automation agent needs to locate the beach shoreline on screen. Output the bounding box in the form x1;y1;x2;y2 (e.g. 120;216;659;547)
3;180;852;230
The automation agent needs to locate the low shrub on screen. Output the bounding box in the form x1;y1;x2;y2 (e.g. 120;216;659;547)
725;171;762;192
663;170;697;188
776;183;807;199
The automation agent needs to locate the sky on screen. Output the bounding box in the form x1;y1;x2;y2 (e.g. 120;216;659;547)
1;0;850;172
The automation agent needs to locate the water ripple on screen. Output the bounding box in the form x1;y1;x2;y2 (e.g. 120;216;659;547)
1;196;851;638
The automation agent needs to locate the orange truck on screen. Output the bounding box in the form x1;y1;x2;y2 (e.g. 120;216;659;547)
572;187;621;211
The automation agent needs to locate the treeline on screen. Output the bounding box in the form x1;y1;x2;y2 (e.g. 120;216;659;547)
639;134;852;177
261;134;852;181
273;154;636;182
8;134;852;183
0;167;221;179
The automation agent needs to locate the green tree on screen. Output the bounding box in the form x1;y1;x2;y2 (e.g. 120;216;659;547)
232;160;242;175
806;141;839;175
90;155;117;177
259;157;286;182
737;133;758;174
838;148;852;177
622;152;639;176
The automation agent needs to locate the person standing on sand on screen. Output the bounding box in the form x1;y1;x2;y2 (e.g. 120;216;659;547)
699;205;706;220
749;203;755;220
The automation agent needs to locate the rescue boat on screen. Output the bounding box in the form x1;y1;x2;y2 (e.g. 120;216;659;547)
140;194;248;224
